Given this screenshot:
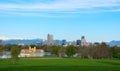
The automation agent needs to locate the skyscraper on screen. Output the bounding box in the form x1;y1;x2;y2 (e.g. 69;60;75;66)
62;40;66;45
76;40;81;46
81;36;87;46
47;34;53;46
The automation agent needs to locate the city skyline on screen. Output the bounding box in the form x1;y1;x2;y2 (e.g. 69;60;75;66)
0;0;120;42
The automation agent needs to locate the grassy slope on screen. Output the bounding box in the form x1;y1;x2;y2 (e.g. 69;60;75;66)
0;58;120;71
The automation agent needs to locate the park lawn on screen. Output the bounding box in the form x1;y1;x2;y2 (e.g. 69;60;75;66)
0;58;120;71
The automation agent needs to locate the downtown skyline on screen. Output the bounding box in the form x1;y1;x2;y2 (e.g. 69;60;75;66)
0;0;120;42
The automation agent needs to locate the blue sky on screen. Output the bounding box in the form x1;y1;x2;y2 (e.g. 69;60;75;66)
0;0;120;42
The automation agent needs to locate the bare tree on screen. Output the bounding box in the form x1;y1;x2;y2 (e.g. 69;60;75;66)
81;46;89;58
90;42;112;59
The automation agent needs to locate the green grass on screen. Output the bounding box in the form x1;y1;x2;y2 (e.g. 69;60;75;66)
0;58;120;71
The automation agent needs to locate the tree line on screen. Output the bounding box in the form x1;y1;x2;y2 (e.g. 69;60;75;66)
50;42;120;59
0;42;120;60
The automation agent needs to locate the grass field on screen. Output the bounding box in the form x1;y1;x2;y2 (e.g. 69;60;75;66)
0;58;120;71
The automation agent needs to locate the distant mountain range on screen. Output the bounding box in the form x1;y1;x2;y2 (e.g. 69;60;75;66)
107;40;120;46
1;39;43;45
1;39;120;46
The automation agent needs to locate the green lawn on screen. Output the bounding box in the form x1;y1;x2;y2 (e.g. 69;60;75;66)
0;58;120;71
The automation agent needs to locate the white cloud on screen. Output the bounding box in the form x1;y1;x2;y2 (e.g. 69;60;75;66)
0;0;120;16
0;0;120;10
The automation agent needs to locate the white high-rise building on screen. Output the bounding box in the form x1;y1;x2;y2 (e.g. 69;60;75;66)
47;34;53;46
81;36;87;46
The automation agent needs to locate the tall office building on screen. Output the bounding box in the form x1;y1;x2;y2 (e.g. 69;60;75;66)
62;40;66;45
76;40;81;46
47;34;53;46
81;36;87;46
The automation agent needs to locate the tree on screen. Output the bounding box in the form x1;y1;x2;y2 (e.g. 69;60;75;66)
0;45;8;59
59;47;66;57
65;45;76;57
115;53;120;59
43;45;51;52
51;46;60;56
81;46;90;58
3;44;13;52
11;45;21;64
110;46;120;58
0;45;4;58
30;44;36;48
90;42;112;59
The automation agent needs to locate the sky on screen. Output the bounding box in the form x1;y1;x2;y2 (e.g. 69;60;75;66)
0;0;120;42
